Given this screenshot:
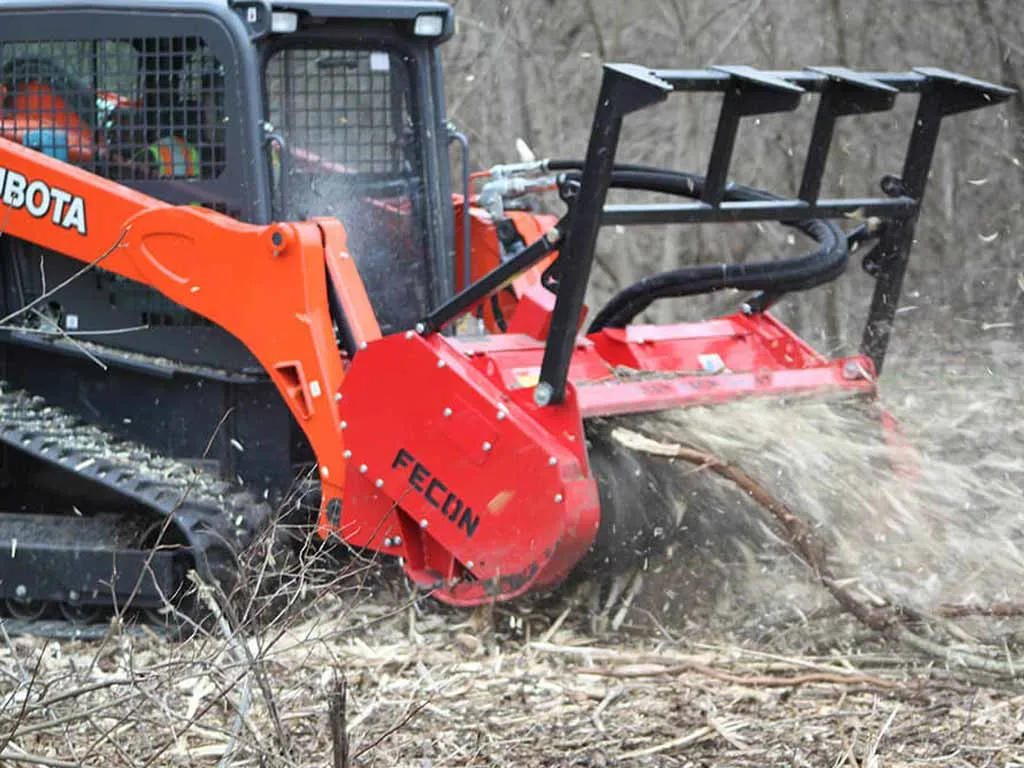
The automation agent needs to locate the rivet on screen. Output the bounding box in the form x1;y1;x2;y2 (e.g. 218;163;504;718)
548;456;557;466
420;519;429;528
554;493;564;503
359;464;368;474
393;536;402;546
15;584;26;598
340;420;348;430
321;466;330;478
375;478;384;488
68;590;79;602
466;561;474;569
359;342;368;351
383;537;393;547
405;330;415;339
415;322;426;334
482;441;492;452
534;381;554;407
437;359;446;368
334;392;342;402
496;410;506;421
343;450;352;459
443;407;452;417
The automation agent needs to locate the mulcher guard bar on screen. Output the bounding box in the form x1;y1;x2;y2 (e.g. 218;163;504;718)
335;63;1014;605
428;63;1014;400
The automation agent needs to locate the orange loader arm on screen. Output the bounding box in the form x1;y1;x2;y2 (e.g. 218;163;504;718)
0;137;375;525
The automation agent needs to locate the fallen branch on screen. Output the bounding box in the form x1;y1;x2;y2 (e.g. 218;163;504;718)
612;426;1024;678
0;642;48;755
8;693;138;739
937;603;1024;619
17;678;143;713
612;427;892;632
351;699;431;762
584;661;901;689
137;666;253;768
0;747;80;767
618;725;714;760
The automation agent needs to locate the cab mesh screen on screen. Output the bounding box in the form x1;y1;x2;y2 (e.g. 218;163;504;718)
0;37;226;181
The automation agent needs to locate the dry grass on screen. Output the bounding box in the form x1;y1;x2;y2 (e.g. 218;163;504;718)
4;577;1024;767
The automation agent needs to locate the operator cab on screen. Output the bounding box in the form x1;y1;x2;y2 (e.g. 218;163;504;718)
0;0;456;349
256;1;457;334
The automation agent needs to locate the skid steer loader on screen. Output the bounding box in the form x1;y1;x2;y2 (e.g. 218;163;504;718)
0;1;1013;634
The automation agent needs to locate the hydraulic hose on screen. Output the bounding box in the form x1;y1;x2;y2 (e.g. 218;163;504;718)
542;161;849;332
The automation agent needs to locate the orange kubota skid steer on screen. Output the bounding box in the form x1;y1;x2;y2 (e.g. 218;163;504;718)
0;1;1012;633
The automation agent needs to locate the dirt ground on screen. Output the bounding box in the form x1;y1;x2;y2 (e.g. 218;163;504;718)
4;578;1024;768
1;318;1022;767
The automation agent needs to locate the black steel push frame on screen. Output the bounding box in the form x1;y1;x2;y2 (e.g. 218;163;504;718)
423;63;1014;406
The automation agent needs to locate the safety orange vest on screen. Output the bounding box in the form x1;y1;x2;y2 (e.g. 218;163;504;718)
147;136;200;178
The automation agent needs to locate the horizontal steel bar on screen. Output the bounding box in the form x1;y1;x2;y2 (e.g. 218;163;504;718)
601;197;917;226
575;361;876;419
653;70;935;94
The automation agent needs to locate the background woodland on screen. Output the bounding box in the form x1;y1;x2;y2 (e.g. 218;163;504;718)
440;0;1024;357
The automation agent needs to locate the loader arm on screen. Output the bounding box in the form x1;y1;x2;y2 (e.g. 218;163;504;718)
0;135;373;525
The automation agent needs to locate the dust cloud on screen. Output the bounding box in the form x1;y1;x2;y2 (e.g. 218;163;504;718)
603;323;1023;640
283;171;432;335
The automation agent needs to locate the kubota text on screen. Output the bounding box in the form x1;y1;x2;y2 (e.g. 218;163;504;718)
0;165;87;235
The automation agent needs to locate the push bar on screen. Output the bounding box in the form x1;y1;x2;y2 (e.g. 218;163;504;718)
536;63;1013;405
422;63;1014;407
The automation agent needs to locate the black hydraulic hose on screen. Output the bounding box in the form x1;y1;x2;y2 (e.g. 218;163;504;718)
543;160;849;332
